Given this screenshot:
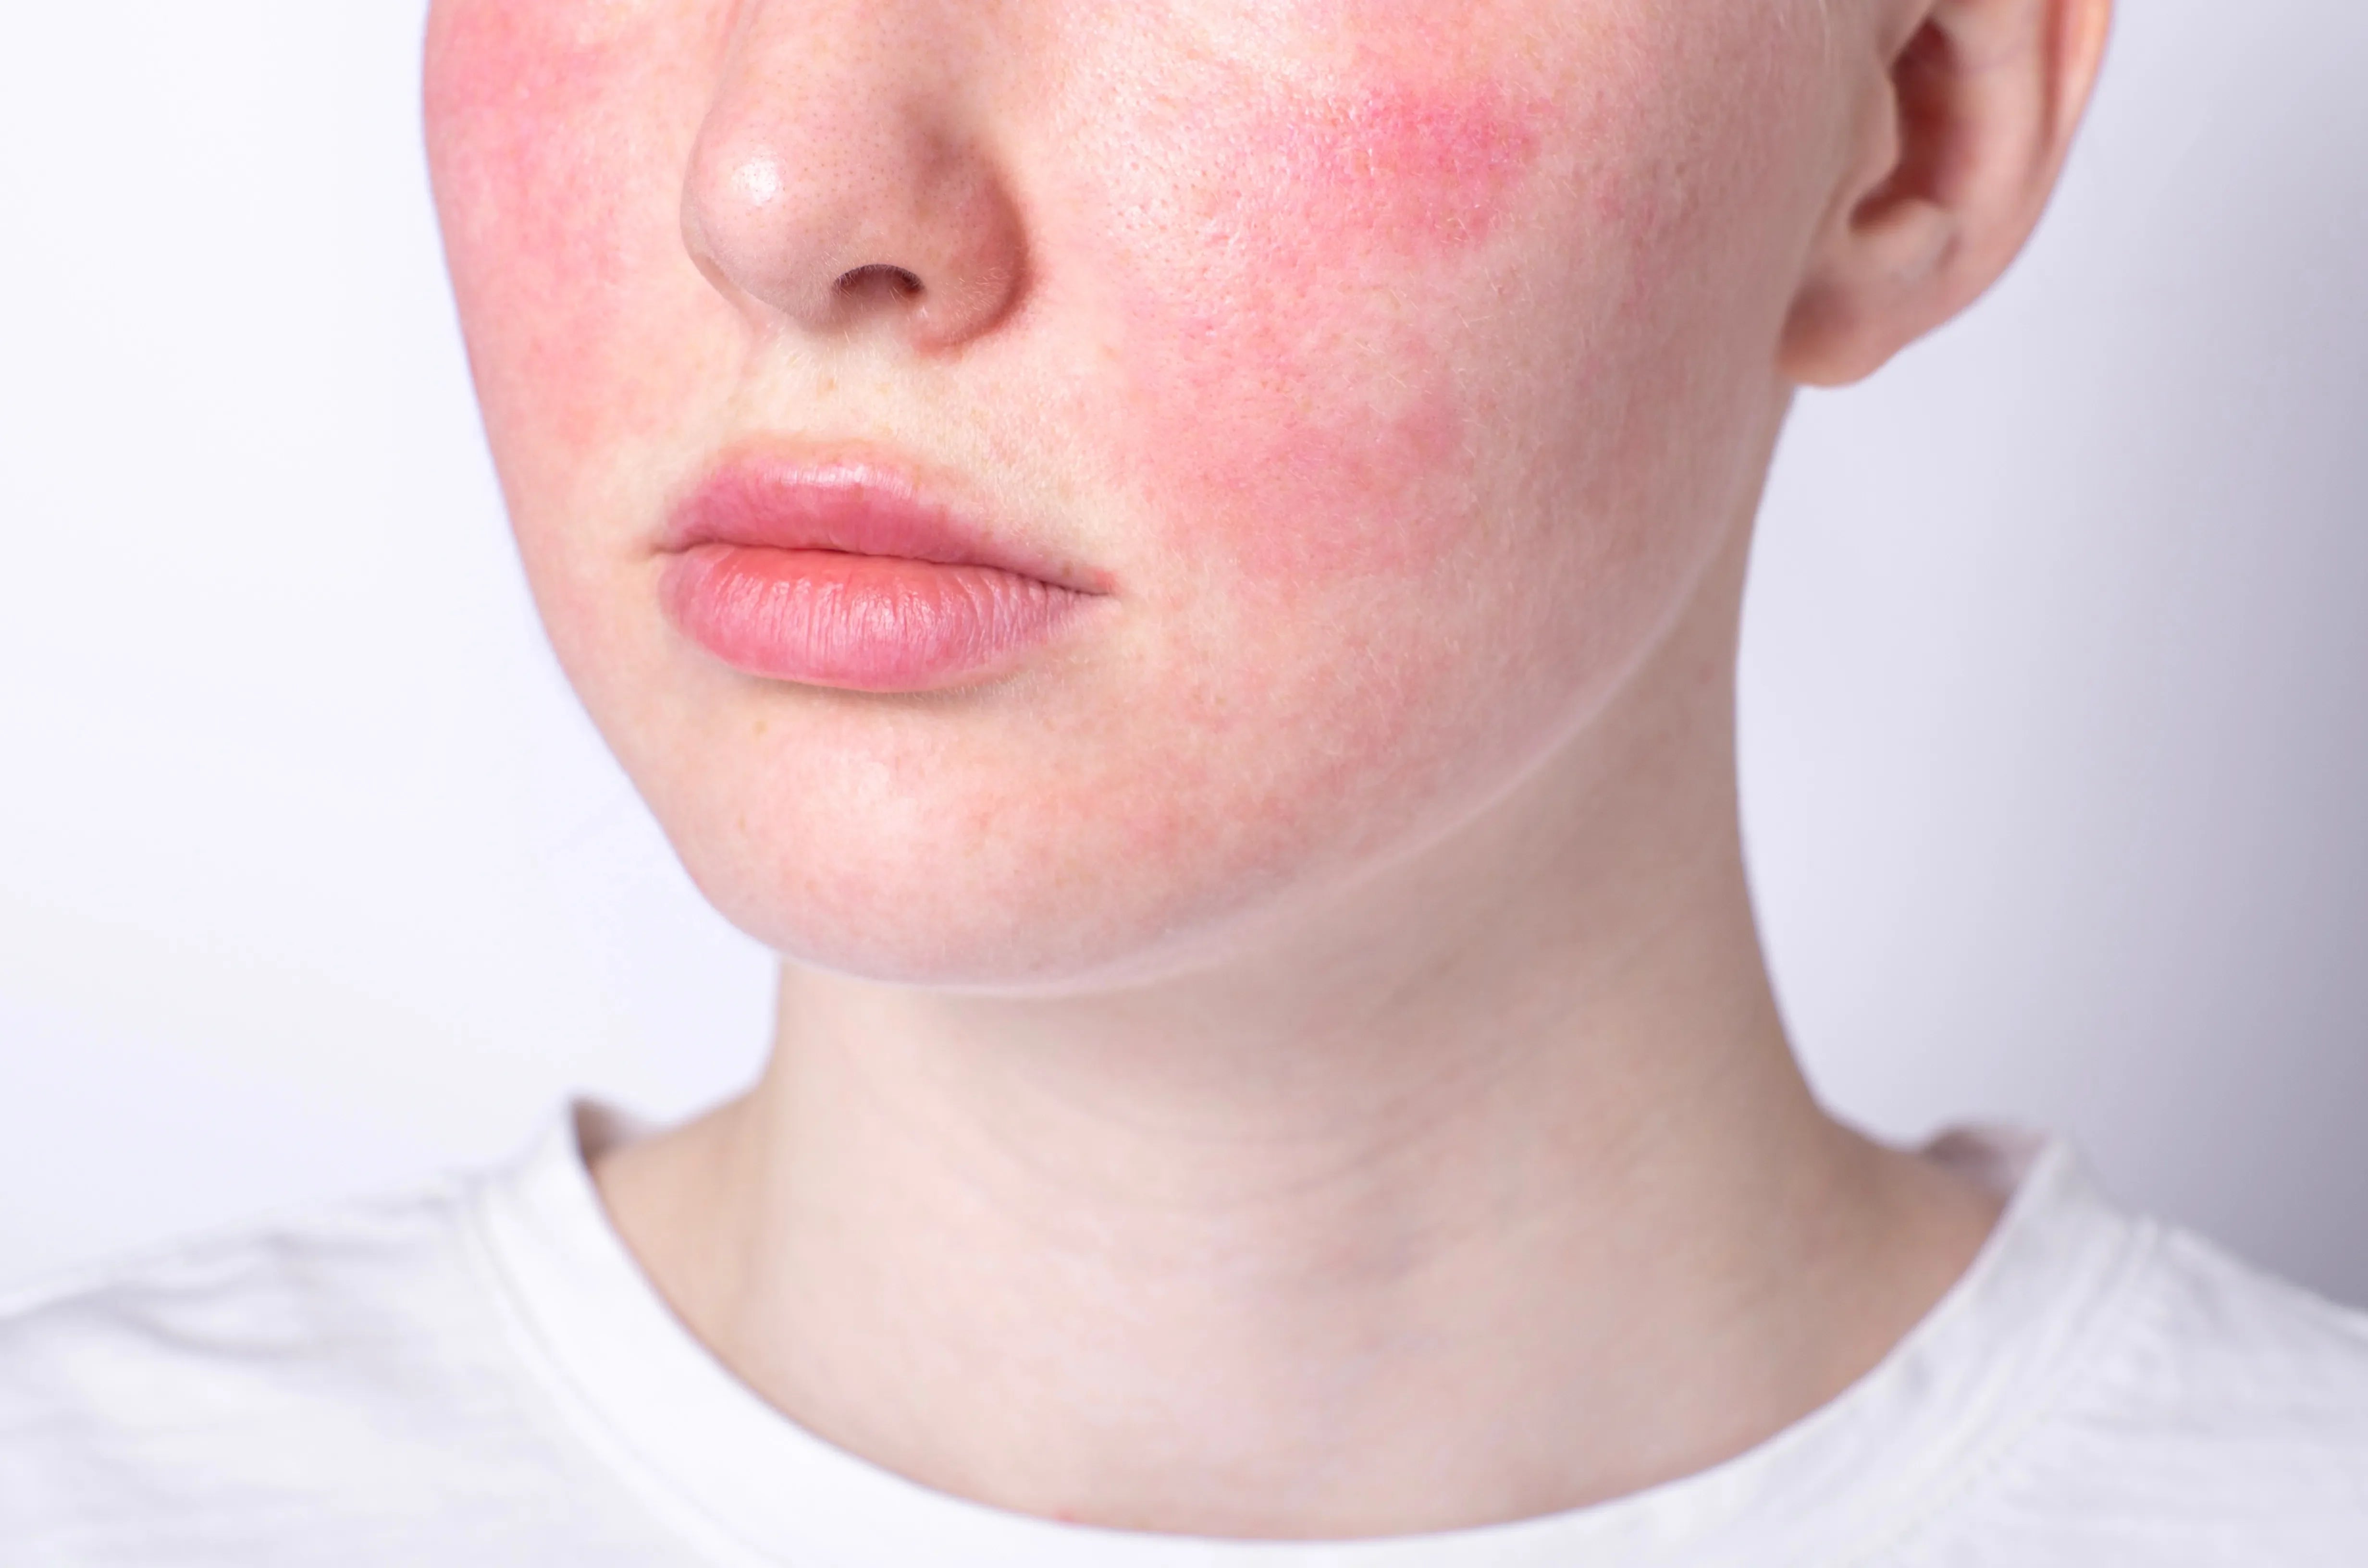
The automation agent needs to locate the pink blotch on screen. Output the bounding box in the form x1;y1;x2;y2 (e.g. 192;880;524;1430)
1258;87;1542;254
1107;81;1547;586
426;5;686;446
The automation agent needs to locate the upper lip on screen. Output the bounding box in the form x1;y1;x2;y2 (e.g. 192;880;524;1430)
660;449;1110;595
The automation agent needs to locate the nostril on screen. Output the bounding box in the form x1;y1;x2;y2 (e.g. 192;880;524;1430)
835;264;925;300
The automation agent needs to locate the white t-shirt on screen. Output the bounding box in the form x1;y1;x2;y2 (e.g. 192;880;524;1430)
4;1106;2367;1565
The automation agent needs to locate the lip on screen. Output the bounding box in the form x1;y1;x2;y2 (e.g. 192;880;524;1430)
658;454;1107;692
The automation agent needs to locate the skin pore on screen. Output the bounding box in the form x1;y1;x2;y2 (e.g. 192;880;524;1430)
424;0;2111;1541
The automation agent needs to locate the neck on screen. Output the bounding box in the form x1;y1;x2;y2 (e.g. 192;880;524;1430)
594;520;2001;1539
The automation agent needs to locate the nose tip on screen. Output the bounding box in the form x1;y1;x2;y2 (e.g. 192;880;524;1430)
682;84;1029;352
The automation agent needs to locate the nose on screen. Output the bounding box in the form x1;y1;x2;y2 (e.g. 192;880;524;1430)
681;3;1028;351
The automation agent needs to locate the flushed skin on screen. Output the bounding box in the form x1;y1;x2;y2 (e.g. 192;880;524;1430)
425;0;2114;1541
427;2;1836;985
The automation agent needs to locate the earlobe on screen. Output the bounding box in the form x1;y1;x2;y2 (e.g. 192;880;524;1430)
1778;0;2114;388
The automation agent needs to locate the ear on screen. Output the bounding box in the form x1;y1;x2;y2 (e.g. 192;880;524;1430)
1779;0;2114;387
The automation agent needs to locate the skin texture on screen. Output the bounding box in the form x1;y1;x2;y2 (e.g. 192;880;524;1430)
425;0;2112;1540
428;0;1807;983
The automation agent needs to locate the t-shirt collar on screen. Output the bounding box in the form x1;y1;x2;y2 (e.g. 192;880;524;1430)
464;1101;2148;1568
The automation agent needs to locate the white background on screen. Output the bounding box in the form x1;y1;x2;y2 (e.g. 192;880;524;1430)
2;4;2363;1301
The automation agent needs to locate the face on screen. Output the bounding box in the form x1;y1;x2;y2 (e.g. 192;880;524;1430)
425;0;1846;989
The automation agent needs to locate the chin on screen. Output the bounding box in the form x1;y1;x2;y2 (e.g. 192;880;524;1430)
601;698;1281;992
662;809;1270;995
540;510;1662;996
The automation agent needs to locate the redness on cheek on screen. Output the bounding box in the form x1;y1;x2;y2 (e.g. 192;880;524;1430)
1254;88;1542;254
1108;82;1546;587
424;7;674;446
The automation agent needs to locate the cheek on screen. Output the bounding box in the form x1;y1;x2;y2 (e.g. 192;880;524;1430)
1086;81;1549;589
423;2;716;463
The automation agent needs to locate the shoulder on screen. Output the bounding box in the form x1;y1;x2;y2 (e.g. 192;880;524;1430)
0;1176;496;1410
2122;1225;2368;1413
0;1176;669;1563
0;1176;474;1396
1918;1219;2368;1564
2059;1224;2368;1481
0;1183;497;1497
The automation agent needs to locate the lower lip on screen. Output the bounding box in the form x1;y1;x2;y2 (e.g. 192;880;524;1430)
660;543;1090;691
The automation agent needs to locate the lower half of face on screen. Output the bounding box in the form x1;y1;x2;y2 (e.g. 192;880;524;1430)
425;0;1832;989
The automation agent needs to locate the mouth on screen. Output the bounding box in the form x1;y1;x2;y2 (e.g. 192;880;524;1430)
657;453;1108;693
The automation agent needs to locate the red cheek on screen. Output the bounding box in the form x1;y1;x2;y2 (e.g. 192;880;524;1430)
1255;87;1542;254
424;6;705;452
1099;82;1545;588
